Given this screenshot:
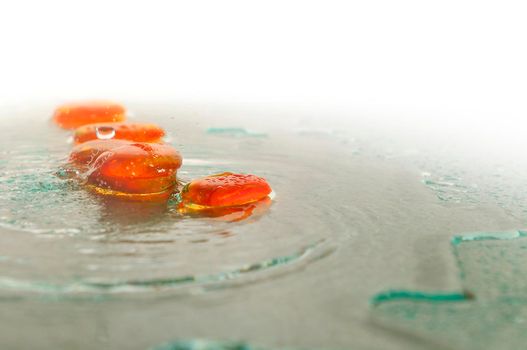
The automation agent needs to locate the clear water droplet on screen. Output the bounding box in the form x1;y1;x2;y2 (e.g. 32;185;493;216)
95;126;116;140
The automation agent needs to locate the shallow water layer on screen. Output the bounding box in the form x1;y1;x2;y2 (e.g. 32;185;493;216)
0;108;340;295
0;103;526;349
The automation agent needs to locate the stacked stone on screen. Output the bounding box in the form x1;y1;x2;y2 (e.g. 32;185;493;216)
52;101;272;219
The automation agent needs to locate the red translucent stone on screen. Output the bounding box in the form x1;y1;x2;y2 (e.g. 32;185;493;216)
52;101;126;129
181;172;272;208
69;139;133;168
73;122;165;144
86;142;182;200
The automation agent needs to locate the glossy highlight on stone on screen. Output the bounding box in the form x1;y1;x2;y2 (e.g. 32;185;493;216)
86;142;182;200
69;139;133;168
181;172;272;208
52;101;126;129
73;122;165;144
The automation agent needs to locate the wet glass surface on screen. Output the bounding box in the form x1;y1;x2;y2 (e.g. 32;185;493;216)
372;230;527;350
0;103;526;349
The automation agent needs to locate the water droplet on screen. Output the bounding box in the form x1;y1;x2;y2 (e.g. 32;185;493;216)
95;126;116;140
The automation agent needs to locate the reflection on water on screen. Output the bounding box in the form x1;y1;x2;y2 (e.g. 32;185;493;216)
177;197;273;223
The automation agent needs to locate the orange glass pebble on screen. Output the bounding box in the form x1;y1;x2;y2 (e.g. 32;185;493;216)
73;122;165;144
181;172;272;208
69;139;133;168
86;142;182;200
52;101;126;129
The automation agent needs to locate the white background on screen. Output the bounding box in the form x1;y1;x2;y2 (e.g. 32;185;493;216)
0;0;526;124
